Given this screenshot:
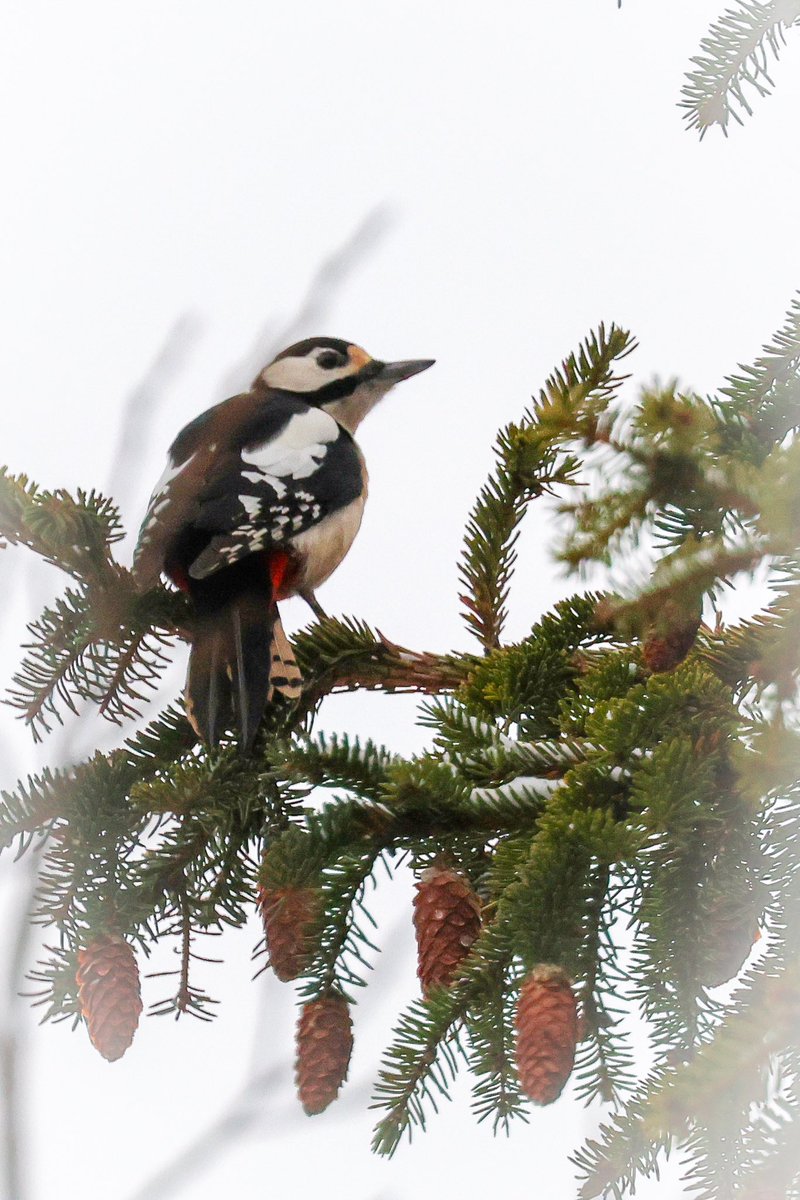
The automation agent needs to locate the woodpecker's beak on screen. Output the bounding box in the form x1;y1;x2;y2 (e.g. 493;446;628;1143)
376;358;435;382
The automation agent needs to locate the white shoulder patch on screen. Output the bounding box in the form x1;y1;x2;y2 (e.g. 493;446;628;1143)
242;410;338;482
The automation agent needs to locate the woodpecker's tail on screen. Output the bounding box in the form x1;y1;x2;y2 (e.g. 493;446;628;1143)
269;617;303;701
184;558;301;752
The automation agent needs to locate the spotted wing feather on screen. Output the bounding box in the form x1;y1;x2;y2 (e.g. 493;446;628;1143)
187;409;363;579
133;394;364;588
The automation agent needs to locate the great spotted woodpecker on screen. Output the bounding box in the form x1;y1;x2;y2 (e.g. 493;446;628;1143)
132;338;434;750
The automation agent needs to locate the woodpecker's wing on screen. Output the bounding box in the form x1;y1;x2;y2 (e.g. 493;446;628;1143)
133;395;364;587
187;404;364;580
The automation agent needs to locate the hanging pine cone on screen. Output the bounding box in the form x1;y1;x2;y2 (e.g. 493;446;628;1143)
257;884;318;982
515;964;579;1105
76;934;142;1062
413;864;482;995
700;902;761;988
295;994;353;1115
642;598;702;673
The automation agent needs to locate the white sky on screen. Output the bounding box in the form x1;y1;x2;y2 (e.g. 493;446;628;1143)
1;2;799;1198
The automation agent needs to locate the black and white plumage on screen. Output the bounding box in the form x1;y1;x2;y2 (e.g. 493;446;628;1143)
132;337;434;751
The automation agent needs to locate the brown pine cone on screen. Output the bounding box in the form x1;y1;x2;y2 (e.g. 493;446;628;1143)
76;934;142;1062
515;964;579;1105
699;894;762;988
257;885;318;982
702;921;761;989
413;865;482;995
295;995;354;1115
642;600;702;673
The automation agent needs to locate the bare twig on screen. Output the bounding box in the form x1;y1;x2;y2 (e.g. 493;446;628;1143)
108;315;204;512
124;1066;284;1200
214;206;394;400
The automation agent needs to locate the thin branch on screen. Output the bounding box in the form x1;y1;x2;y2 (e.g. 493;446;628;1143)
214;206;394;400
109;315;204;512
123;1066;285;1200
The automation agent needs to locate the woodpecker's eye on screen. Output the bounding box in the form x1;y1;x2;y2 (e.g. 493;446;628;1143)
316;349;346;370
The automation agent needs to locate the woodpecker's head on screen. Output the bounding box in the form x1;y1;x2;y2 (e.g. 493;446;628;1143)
255;337;434;433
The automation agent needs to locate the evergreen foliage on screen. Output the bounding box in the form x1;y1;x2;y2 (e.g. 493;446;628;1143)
680;0;800;137
1;304;799;1196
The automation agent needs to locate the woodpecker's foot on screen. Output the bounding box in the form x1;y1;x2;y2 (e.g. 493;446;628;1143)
301;590;329;622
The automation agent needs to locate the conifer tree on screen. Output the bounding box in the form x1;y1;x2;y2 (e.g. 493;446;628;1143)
1;300;799;1197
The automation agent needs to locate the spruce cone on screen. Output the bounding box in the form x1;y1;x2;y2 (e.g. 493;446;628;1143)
642;600;702;673
257;885;318;982
76;934;142;1062
295;995;353;1115
413;865;482;995
700;898;761;988
515;964;578;1105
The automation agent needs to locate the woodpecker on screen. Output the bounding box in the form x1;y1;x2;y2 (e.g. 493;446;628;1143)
133;337;434;751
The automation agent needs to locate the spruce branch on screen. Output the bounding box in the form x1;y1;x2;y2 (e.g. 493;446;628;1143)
370;903;519;1156
148;890;219;1022
720;291;800;436
461;592;615;739
572;1068;676;1200
278;731;398;801
458;424;577;650
466;966;529;1132
300;847;383;1000
294;615;470;706
680;0;800;137
528;323;636;446
575;960;800;1200
458;324;634;650
0;469;125;583
421;695;588;787
8;587;175;738
699;587;800;700
370;981;472;1156
25;945;83;1026
293;749;554;877
596;540;762;637
6;565;186;739
736;1100;800;1200
573;870;635;1107
497;789;631;978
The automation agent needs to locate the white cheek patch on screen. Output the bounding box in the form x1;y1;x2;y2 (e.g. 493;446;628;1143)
261;354;356;392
